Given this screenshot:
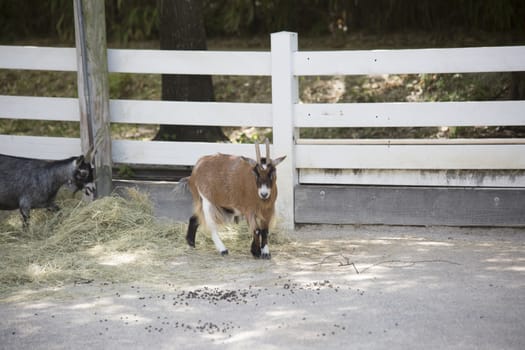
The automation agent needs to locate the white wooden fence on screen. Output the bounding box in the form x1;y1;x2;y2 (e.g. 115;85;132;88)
1;32;525;228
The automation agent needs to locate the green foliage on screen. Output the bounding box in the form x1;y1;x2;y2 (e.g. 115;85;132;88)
416;73;511;102
0;0;74;44
108;72;160;100
227;127;273;144
117;164;135;178
1;0;523;44
105;0;159;44
0;119;80;138
0;0;159;45
0;70;77;97
343;0;522;34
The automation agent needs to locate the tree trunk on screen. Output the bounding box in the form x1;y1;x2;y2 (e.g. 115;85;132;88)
511;30;525;100
155;0;227;142
511;72;525;100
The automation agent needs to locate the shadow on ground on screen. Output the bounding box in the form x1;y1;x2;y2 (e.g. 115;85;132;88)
1;225;524;350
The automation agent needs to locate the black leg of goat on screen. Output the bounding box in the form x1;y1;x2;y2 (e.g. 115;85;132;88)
260;228;271;260
186;215;199;248
251;229;262;258
20;207;30;230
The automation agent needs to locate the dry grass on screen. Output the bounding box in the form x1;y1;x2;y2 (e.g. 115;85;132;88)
0;188;291;298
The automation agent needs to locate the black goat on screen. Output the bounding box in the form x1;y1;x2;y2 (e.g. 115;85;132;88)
0;154;94;228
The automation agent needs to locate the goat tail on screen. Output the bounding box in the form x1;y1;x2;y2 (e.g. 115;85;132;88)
174;176;190;195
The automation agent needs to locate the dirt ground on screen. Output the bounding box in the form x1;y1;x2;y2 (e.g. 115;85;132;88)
1;225;524;349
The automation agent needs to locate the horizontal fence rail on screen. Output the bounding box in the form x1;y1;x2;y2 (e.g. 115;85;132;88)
295;46;525;75
0;95;79;121
110;100;272;127
0;134;266;166
299;169;525;187
295;143;525;170
112;140;269;165
296;100;525;128
0;46;271;75
5;45;524;75
0;95;272;127
0;135;81;159
0;46;77;71
108;49;271;75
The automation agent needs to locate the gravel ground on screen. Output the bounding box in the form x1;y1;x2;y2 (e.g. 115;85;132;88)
1;225;524;350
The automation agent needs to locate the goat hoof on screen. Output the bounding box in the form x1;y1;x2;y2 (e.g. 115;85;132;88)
261;253;271;260
251;249;261;258
220;250;229;256
47;204;60;213
186;238;195;248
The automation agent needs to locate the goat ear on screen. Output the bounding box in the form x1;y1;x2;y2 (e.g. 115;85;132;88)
240;156;257;168
272;155;286;167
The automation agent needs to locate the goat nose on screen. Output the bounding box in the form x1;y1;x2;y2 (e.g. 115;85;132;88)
259;185;270;199
259;190;269;199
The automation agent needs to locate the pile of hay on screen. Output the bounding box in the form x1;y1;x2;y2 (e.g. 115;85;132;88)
0;188;291;297
0;188;186;295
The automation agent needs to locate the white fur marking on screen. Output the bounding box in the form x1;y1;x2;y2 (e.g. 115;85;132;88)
261;244;270;255
83;183;96;199
200;191;227;253
258;184;270;199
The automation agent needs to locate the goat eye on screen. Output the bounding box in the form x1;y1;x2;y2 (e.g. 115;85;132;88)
75;169;88;179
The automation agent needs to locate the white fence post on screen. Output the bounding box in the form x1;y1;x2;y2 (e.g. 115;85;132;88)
271;32;298;231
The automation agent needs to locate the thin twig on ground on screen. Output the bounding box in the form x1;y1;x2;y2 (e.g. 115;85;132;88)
315;254;460;275
359;259;461;274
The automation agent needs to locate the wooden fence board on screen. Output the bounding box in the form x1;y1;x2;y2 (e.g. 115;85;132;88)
296;101;525;128
113;180;193;222
0;95;79;121
295;185;525;226
107;49;271;75
0;46;77;71
295;143;525;169
112;139;270;166
0;135;266;167
0;135;81;159
299;169;525;187
295;46;525;75
110;99;272;126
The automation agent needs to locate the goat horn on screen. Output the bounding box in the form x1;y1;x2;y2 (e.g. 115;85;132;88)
265;138;270;163
255;140;261;164
84;144;94;163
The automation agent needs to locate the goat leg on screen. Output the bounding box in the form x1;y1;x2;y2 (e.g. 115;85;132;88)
19;207;30;230
259;228;271;260
186;215;199;247
251;229;262;258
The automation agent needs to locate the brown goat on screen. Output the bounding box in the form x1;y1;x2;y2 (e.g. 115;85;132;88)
185;139;286;259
